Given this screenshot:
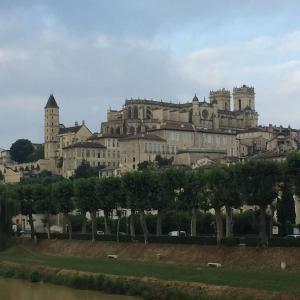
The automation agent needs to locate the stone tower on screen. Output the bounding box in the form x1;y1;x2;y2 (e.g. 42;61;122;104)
44;94;59;159
233;85;255;111
209;88;231;111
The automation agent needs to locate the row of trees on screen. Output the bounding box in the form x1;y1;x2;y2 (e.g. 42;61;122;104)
1;152;300;246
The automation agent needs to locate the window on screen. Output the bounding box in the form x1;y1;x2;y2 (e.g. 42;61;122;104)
133;157;136;162
238;99;242;111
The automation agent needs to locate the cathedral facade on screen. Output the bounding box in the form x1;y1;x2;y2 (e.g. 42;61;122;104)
101;85;258;136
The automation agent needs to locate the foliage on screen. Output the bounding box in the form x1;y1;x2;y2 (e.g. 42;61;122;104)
9;139;34;163
277;183;296;236
72;160;103;178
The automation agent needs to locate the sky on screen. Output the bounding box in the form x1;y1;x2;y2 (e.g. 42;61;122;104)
1;0;300;148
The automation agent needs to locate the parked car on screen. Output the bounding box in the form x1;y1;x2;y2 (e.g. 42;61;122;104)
96;230;105;235
285;234;300;238
168;230;186;237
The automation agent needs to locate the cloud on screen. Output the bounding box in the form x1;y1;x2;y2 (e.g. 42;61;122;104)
1;1;300;148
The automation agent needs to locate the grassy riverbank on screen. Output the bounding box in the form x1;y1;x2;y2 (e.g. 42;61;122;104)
0;245;300;299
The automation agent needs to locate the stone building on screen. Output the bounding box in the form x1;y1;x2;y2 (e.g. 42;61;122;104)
101;85;258;136
119;133;176;170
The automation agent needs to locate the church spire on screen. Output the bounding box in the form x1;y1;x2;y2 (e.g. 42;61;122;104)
45;94;59;109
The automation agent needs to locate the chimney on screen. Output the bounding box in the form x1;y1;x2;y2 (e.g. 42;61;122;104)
82;120;85;125
75;121;78;126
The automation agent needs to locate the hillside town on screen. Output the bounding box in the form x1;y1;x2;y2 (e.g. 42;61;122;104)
1;85;298;181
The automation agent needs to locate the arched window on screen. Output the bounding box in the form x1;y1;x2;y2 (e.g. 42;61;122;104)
133;106;138;119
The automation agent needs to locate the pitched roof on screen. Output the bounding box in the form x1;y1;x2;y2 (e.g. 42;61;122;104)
63;142;106;150
45;94;59;109
59;125;82;135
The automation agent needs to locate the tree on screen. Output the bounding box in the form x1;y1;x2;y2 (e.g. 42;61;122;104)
0;184;15;249
277;183;296;236
155;155;173;167
27;144;44;162
73;160;102;178
10;139;34;163
158;168;186;236
74;178;98;241
223;164;243;238
52;180;74;239
12;184;36;239
181;170;204;237
202;166;227;245
239;160;280;245
33;184;57;239
95;177;122;235
122;170;156;244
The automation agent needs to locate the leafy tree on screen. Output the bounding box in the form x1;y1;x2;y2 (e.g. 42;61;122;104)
155;155;173;167
239;160;280;245
122;170;157;243
95;177;123;235
202;166;227;245
73;160;102;178
181;170;204;236
158;168;186;235
0;184;16;248
12;184;36;239
52;180;74;239
138;160;155;170
286;151;300;196
74;178;98;241
277;183;296;236
223;164;243;238
33;184;57;239
27;144;44;161
10;139;34;163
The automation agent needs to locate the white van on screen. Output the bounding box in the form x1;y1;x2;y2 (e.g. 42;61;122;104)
168;230;186;237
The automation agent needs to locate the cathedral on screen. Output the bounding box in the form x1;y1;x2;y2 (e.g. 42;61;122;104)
101;85;258;136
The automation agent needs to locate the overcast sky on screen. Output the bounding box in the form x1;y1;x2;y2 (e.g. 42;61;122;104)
1;0;300;148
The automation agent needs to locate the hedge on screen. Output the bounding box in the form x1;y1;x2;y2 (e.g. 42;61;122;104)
34;233;300;247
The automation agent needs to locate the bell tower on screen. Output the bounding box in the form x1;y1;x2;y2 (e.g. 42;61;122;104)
44;94;59;159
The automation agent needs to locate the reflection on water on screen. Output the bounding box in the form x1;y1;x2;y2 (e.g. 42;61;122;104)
0;278;139;300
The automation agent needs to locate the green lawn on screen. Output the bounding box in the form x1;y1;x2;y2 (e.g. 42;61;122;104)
0;246;299;295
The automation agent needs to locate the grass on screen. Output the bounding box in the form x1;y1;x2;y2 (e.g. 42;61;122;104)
0;246;300;295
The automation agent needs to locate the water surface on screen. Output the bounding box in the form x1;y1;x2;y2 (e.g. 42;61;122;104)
0;278;139;300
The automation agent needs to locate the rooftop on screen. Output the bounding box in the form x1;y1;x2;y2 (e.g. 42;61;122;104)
45;94;59;109
63;142;106;150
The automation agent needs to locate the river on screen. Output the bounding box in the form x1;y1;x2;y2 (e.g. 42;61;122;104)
0;278;139;300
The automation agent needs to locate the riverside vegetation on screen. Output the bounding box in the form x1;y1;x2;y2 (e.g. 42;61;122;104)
1;153;300;299
1;152;300;247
